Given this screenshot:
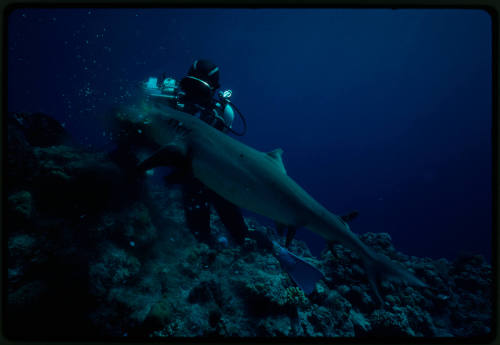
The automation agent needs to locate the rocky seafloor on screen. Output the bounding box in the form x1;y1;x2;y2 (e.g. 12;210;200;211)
6;112;493;340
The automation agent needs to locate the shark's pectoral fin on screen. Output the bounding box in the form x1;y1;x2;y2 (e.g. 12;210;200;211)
137;143;188;173
266;148;286;174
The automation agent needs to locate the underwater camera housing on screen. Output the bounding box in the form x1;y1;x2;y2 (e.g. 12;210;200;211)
143;76;177;100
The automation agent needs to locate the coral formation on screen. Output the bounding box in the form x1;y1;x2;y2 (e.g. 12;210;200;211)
5;112;493;340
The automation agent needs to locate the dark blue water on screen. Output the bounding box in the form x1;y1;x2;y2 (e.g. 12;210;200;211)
7;8;492;262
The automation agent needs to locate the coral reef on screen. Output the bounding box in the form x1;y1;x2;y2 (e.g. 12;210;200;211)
5;112;493;340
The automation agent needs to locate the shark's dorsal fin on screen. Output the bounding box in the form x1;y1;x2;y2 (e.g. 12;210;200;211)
267;148;286;173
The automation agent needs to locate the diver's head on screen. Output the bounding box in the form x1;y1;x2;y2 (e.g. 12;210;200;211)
179;59;220;106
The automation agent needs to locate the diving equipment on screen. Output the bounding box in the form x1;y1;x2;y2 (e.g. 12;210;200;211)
143;76;178;100
216;90;247;136
273;241;324;295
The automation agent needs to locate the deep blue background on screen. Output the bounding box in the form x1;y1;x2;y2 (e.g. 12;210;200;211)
7;8;492;262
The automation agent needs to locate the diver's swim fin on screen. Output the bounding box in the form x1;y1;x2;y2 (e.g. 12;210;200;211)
273;241;324;294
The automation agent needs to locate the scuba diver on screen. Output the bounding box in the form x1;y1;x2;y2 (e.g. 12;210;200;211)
143;60;246;136
142;59;249;246
140;60;358;296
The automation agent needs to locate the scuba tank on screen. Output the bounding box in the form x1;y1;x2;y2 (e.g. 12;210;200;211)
216;89;247;136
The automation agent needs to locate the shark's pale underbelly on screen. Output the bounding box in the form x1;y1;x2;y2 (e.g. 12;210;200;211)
191;156;308;226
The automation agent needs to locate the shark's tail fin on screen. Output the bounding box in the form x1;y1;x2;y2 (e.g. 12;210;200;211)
362;251;427;308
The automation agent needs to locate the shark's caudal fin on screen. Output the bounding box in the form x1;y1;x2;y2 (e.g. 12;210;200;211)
362;251;427;308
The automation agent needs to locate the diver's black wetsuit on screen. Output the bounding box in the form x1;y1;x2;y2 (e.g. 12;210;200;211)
180;174;247;245
169;102;248;246
141;60;249;246
156;90;247;247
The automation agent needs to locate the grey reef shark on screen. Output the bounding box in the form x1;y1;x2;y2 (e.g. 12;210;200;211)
118;105;427;307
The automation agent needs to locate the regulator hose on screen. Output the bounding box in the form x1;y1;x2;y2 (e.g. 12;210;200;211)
224;100;247;136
